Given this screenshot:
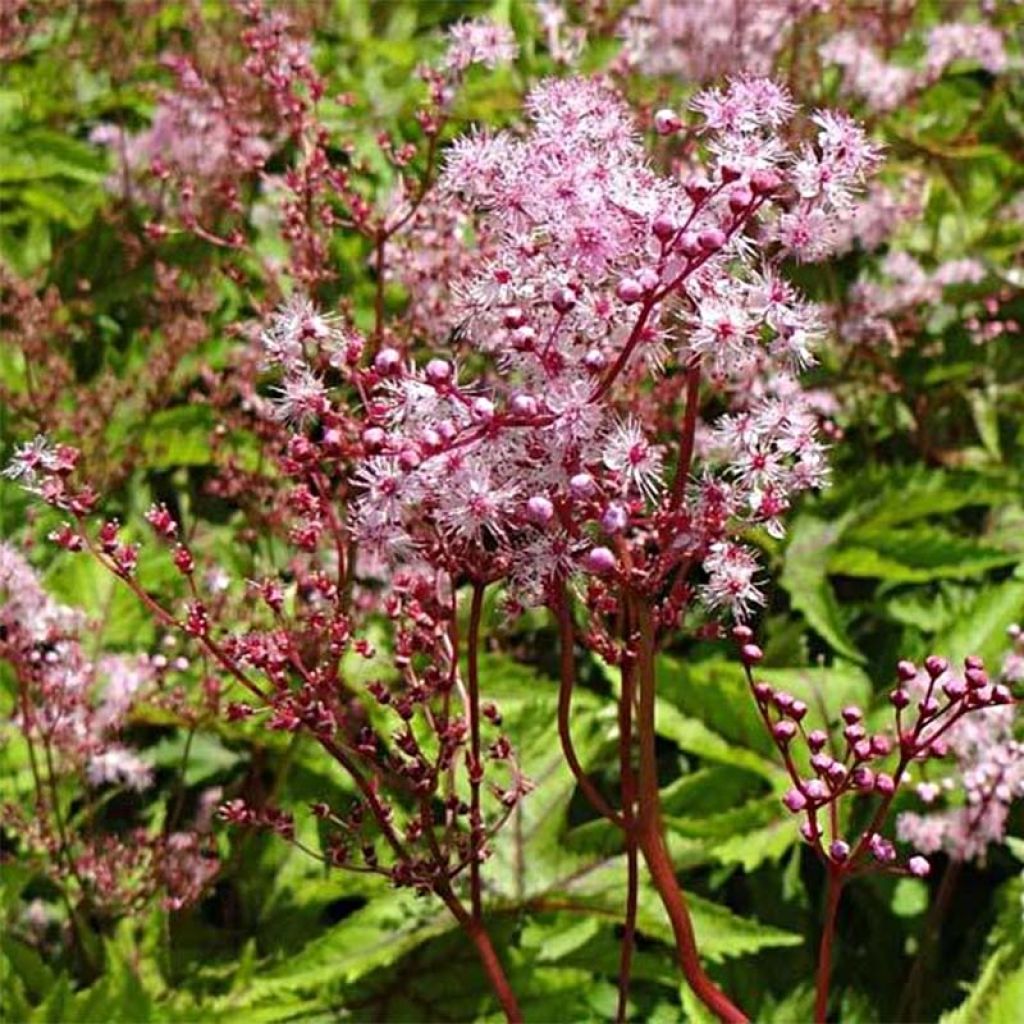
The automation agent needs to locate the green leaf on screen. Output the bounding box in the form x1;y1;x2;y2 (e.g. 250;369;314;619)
781;514;865;663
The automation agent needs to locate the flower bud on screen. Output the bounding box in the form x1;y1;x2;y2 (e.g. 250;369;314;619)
728;187;753;213
773;720;797;743
584;348;607;372
829;840;850;863
875;773;896;796
897;660;918;682
752;681;773;702
750;168;781;194
890;688;910;709
601;502;629;534
740;643;763;666
637;268;660;293
720;163;742;183
616;278;644;304
551;287;576;313
652;214;676;240
852;767;875;790
505;395;535;422
362;426;386;451
698;228;726;252
471;397;495;423
841;706;863;724
800;821;821;843
782;788;807;812
425;358;453;385
805;779;827;801
924;655;948;678
569;472;596;499
942;676;967;700
525;496;554;526
653;108;682;135
684;176;712;203
583;546;616;575
374;347;402;376
503;307;526;329
511;325;537;350
676;231;701;257
907;855;931;878
807;729;828;753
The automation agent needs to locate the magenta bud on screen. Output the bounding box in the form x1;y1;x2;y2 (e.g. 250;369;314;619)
965;667;988;689
698;228;726;252
852;767;875;790
583;546;616;575
811;753;833;774
740;643;763;666
841;706;863;725
728;187;753;213
362;427;386;451
420;427;441;451
773;720;797;743
928;739;949;758
827;762;847;784
750;169;781;194
942;677;967;700
875;773;896;796
890;688;911;709
616;278;644;304
732;624;754;643
583;348;607;372
652;214;676;240
844;723;866;743
654;108;682;135
897;660;918;682
800;821;820;843
774;691;794;712
471;397;495;422
869;833;895;862
684;176;712;202
924;655;949;678
551;287;576;314
993;684;1012;704
373;347;402;375
676;231;702;257
510;393;538;417
790;700;808;721
601;502;629;534
807;729;828;753
871;735;892;756
783;788;807;812
908;855;930;878
425;358;453;384
511;325;537;350
569;472;596;499
830;840;850;863
964;655;984;671
853;739;872;760
502;306;526;329
525;496;554;525
398;447;421;472
720;163;742;183
637;268;660;293
805;779;827;801
752;681;773;702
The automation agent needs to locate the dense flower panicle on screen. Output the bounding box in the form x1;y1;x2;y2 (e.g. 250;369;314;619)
345;74;879;616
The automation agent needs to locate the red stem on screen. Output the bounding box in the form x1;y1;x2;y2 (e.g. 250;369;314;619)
634;601;747;1024
555;588;623;827
814;867;843;1023
467;582;486;921
617;603;639;1023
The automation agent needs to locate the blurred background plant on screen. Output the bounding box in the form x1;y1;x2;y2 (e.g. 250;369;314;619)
1;1;1021;1022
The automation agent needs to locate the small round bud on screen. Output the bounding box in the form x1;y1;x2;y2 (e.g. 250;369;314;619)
616;278;644;304
425;359;453;385
510;393;538;418
583;546;616;575
841;706;863;725
897;660;918;682
907;856;931;878
728;187;753;214
830;840;850;863
698;228;726;252
807;730;828;753
584;349;607;372
653;108;682;135
637;268;660;293
773;691;795;713
852;767;875;790
569;472;597;499
875;773;896;796
503;307;526;329
965;667;988;689
827;762;847;784
890;688;910;709
732;624;754;643
773;720;797;743
750;168;781;194
362;426;386;452
471;397;495;423
805;779;827;801
811;753;833;775
511;325;537;351
684;176;712;203
398;447;421;472
789;700;808;721
782;788;807;812
752;681;773;702
924;655;949;678
720;163;742;183
942;676;967;700
740;643;763;666
601;502;629;535
551;287;576;313
964;655;985;671
525;496;554;526
853;739;872;760
676;231;702;257
871;735;892;756
373;347;402;376
652;214;676;240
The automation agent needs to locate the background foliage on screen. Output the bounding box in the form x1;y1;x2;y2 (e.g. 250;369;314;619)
1;1;1022;1022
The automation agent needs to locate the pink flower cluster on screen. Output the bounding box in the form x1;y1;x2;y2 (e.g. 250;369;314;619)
350;75;879;617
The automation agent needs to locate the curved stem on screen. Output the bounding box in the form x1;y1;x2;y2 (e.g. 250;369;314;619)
555;588;623;827
814;867;843;1023
438;883;523;1023
634;600;747;1024
617;604;639;1023
467;582;486;921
